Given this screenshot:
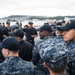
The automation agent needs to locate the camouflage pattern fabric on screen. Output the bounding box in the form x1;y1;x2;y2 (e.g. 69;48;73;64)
64;40;75;75
0;56;34;75
33;35;65;75
32;36;54;65
42;47;67;69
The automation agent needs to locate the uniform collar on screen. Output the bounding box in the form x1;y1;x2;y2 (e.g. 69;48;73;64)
43;36;53;40
65;40;75;46
5;56;20;61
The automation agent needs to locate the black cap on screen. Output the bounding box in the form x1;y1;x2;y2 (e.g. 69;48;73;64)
0;37;20;51
15;29;24;38
28;21;33;25
6;21;10;25
39;23;52;32
56;22;62;25
57;20;75;31
61;21;65;23
9;32;16;36
11;25;19;31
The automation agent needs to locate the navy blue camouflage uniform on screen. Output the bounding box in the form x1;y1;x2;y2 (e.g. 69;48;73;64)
41;45;68;75
40;35;65;58
0;37;34;75
0;56;34;75
63;40;75;75
57;20;75;75
32;36;54;65
33;36;54;75
33;35;66;75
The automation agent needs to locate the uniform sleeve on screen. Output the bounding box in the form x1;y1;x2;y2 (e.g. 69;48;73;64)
3;28;6;35
67;53;75;75
33;28;37;35
32;44;40;65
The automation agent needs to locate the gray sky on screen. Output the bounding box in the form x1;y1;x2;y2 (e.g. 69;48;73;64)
0;0;75;18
